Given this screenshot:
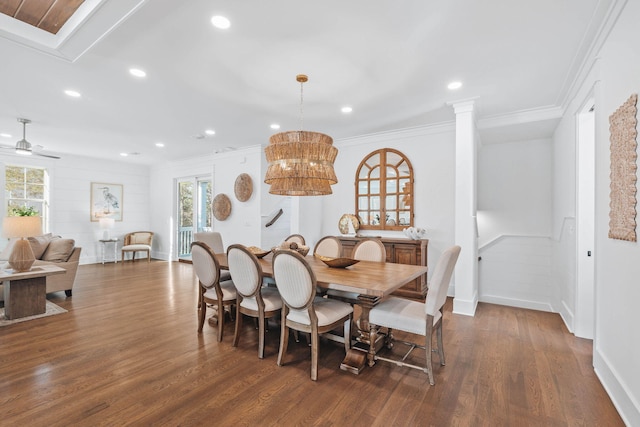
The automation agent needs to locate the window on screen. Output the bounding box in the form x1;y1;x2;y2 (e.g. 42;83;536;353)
355;148;413;230
176;176;212;257
5;165;50;232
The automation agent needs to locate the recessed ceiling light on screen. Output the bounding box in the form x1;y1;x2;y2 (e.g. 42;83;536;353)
0;133;11;138
341;106;353;114
270;123;280;130
129;68;147;78
120;153;128;157
64;89;81;97
211;15;231;29
155;142;165;147
447;81;463;90
205;129;216;136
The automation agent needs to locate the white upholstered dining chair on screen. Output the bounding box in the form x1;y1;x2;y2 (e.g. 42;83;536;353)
313;236;343;258
194;231;224;253
326;238;386;302
272;250;353;381
194;231;231;281
227;244;283;359
284;234;306;246
368;245;461;385
191;241;237;341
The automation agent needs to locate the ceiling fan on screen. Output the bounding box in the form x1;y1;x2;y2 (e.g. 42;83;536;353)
0;118;61;159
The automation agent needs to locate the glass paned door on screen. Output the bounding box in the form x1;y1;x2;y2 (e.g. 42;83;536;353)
177;176;212;257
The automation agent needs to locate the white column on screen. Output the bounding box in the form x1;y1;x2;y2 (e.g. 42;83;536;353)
450;99;479;316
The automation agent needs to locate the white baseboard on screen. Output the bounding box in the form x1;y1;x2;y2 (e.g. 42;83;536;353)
453;293;478;316
479;294;554;312
558;299;574;333
594;347;640;426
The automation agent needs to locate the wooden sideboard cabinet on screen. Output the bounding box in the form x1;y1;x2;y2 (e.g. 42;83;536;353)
337;236;428;300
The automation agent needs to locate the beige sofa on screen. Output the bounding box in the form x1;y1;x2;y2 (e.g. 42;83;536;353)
0;234;82;299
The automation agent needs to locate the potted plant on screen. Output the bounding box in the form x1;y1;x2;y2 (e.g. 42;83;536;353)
8;205;39;217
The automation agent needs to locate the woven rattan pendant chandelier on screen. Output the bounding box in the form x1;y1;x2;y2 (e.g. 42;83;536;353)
264;74;338;196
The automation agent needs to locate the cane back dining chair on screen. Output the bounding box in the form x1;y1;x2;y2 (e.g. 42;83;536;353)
121;231;154;262
227;244;283;358
326;238;386;303
369;245;461;385
272;250;353;381
191;241;237;341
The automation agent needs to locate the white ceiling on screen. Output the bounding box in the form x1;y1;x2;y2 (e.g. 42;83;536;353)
0;0;614;164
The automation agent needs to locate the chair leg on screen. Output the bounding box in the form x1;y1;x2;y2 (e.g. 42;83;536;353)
343;315;352;353
425;322;434;385
386;328;394;349
436;322;445;366
310;328;319;381
277;321;289;366
197;290;205;333
258;315;265;359
233;305;242;347
147;249;150;262
217;301;224;342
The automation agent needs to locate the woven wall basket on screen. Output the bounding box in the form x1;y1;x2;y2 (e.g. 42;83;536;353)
212;194;231;221
234;173;253;202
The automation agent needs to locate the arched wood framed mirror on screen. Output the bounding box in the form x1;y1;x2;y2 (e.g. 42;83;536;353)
355;148;414;231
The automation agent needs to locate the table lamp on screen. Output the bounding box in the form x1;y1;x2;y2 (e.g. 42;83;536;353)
2;216;42;272
99;217;115;240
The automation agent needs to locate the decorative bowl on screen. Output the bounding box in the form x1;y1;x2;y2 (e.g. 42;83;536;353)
246;246;270;258
272;246;310;257
314;254;360;268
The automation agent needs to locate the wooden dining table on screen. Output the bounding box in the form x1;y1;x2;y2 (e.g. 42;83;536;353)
214;251;428;374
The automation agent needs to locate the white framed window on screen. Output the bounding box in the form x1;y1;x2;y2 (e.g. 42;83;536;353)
5;165;50;233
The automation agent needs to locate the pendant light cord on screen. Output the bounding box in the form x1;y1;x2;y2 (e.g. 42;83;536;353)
296;74;308;132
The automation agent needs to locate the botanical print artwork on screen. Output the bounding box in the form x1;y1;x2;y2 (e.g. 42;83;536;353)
609;93;638;242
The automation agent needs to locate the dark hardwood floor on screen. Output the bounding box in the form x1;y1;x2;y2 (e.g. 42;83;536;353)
0;261;624;426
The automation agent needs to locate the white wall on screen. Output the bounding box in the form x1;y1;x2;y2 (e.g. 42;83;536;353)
477;138;553;246
210;146;263;248
589;1;640;423
322;124;457;283
0;152;150;264
149;154;215;260
475;137;554;311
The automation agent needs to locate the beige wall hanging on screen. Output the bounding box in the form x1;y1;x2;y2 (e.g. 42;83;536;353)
213;194;232;221
609;93;638;242
234;173;253;202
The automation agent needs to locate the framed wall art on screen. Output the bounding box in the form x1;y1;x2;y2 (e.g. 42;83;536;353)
91;182;123;222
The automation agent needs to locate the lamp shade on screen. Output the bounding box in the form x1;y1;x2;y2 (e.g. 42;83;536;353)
2;216;41;272
264;130;338;196
99;217;115;229
2;216;42;238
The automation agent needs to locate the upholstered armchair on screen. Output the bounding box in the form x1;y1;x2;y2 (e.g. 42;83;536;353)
121;231;154;262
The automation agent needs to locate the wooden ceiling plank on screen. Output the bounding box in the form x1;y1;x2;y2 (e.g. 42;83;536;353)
39;0;85;35
14;0;55;28
0;0;24;17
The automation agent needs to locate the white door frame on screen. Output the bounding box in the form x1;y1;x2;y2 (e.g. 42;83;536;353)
575;97;595;339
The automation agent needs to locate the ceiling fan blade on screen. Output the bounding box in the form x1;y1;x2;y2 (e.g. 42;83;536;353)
34;152;61;159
